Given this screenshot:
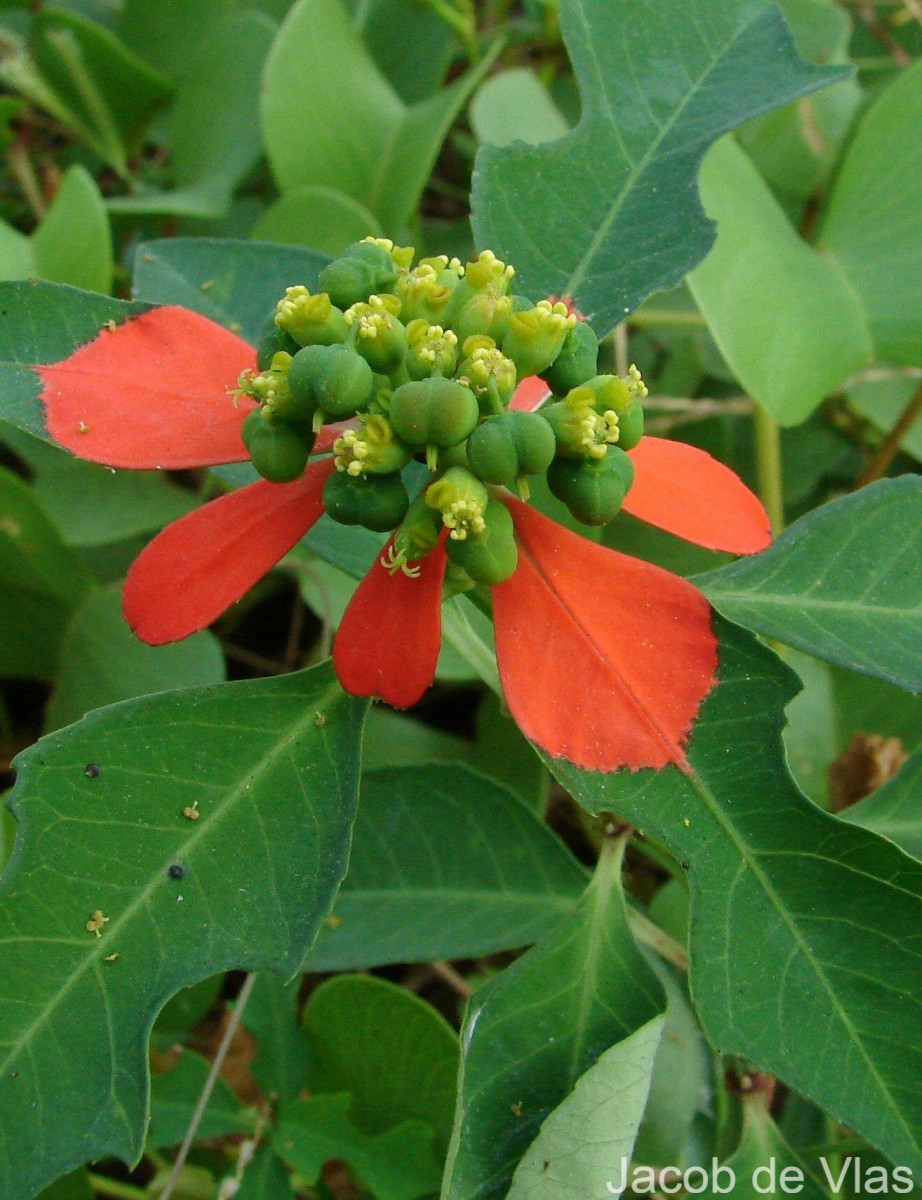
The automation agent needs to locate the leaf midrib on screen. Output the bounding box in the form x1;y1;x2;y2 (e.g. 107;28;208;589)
685;752;921;1158
337;887;578;906
0;677;343;1078
703;588;921;618
566;841;632;1085
564;5;758;300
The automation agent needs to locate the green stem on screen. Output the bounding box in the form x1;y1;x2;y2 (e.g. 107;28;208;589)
628;309;708;330
754;405;784;532
88;1175;149;1200
628;909;688;971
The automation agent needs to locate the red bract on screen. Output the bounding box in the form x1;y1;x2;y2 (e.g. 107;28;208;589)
42;308;771;772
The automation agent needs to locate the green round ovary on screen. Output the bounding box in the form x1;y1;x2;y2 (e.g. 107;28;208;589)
466;411;556;486
445;498;518;584
288;343;375;421
389;378;480;449
546;448;635;525
322;470;410;532
317;240;398;309
242;409;312;483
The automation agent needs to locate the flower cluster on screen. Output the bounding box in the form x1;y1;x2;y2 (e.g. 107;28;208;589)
37;240;773;771
234;240;648;591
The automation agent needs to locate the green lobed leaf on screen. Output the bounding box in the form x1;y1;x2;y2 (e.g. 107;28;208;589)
147;1050;255;1149
304;974;458;1151
262;0;497;234
844;747;922;863
687;136;871;424
781;649;839;805
131;237;328;344
547;620;922;1174
0;95;24;152
306;765;584;971
695;479;922;692
784;650;922;806
244;971;310;1104
0;466;94;680
0;661;366;1198
443;836;666;1199
274;1093;441;1200
507;1016;665;1199
0;281;149;443
45;588;226;732
360;707;468;771
472;0;846;334
819;60;922;366
831;666;922;751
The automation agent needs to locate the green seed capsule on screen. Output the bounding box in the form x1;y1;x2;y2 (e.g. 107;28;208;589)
322;470;409;533
446;499;518;585
279;345;324;424
309;345;379;420
242;409;311;483
466;411;556;487
256;314;299;372
389;378;480;450
318;242;399;310
546;449;635;526
541;321;599;395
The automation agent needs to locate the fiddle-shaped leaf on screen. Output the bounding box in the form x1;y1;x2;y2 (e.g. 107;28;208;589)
473;0;846;333
0;662;366;1199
